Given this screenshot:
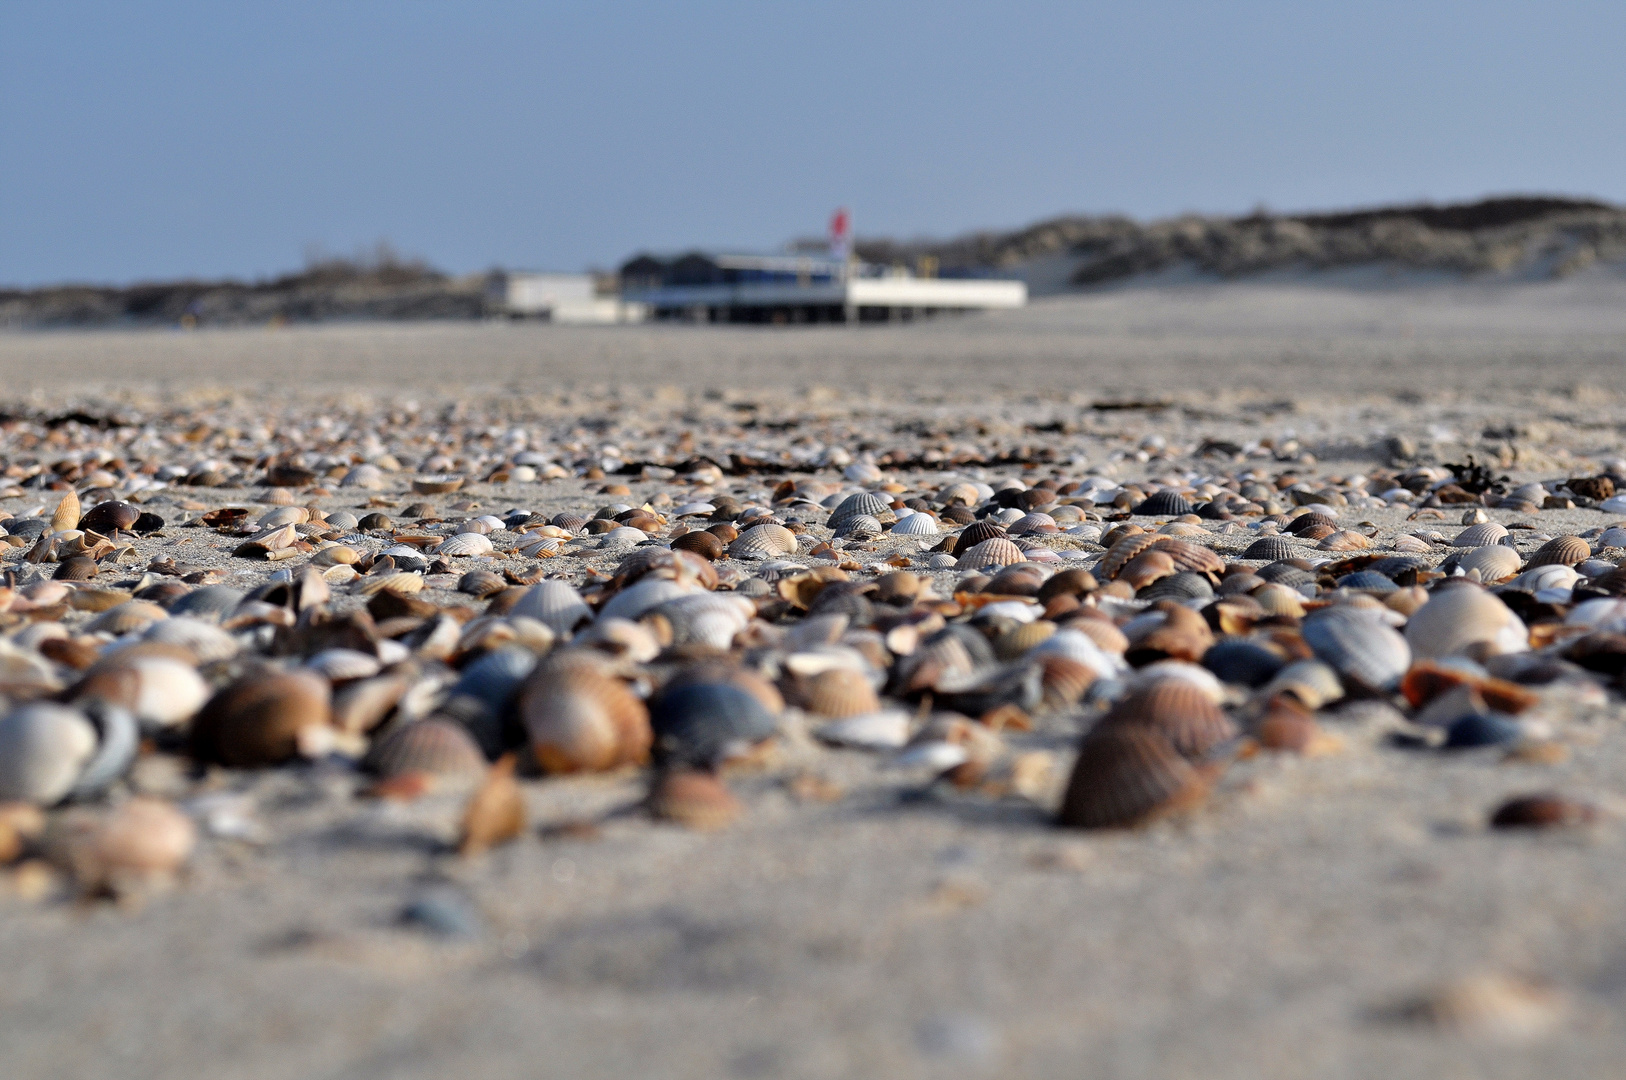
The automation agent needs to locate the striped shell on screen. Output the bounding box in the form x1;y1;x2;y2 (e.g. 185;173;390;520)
1057;727;1211;829
797;668;881;718
1457;545;1521;581
1098;534;1221;581
1264;660;1345;709
836;514;882;539
648;769;741;830
728;523;799;559
955;537;1026;569
1301;607;1411;693
995;620;1057;660
1404;585;1529;660
951;521;1009;555
1007;513;1058;536
1287;512;1337;536
1134;490;1192;517
646;593;754;651
367;718;488;781
598;578;700;622
827;492;892;530
519;651;651;773
85;601;168;636
1039;654;1096;710
1317;530;1373;552
1137;571;1214;603
597;526;650;546
510;580;593;636
1451;522;1509;547
1511;564;1579;593
891;512;938;536
551;513;589;533
1528;535;1590;568
1098;677;1237;758
435;531;495;557
458;569;508;598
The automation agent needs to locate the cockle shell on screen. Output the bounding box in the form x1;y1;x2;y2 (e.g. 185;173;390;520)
1457;545;1521;582
434;531;495;557
143;616;240;664
827;491;892;531
797;668;882;718
0;704;98;804
517;536;564;558
85;600;169;636
598;577;701;623
1318;530;1373;552
816;709;911;749
891;512;939;536
510;580;593;636
672;530;726;560
1511;564;1579;594
648;769;741;830
728;523;799;559
77;655;210;729
1133;490;1192;516
366;718;488;782
1527;535;1590;568
1301;606;1411;693
1119;549;1176;589
518;650;651;773
1098;677;1236;758
458;569;508;598
48;797;196;892
1451;522;1509;547
189;670;333;767
1057;726;1212;829
1242;535;1304;561
646;593;754;651
950;521;1009;555
1404;584;1529;660
955;537;1025;569
306;648;383;682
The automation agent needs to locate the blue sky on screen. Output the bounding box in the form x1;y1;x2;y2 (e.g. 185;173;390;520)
3;1;1624;285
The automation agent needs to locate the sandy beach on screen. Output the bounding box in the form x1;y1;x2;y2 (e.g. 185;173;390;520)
4;279;1626;1080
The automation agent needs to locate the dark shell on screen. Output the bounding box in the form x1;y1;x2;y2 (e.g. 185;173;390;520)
78;500;140;533
1336;570;1399;593
1367;556;1429;578
53;556;99;581
457;569;508;598
1527;535;1590;568
806;585;875;627
1489;793;1597;829
166;584;246;621
984;565;1047;597
1037;568;1098;603
1256;562;1316;588
131;512;166;534
940;505;976;526
671;530;725;561
7;517;51;541
1242;535;1302;562
1287;512;1337;536
650;681;777;769
1057;727;1211;829
67;700;139;801
1137;571;1215;603
357;513;394;531
450;645;538;756
1443;712;1522;749
1133;490;1192;517
1202;640;1286;688
951;520;1009;556
1098;678;1236;758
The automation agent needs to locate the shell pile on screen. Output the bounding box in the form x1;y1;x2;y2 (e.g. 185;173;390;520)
1;400;1625;901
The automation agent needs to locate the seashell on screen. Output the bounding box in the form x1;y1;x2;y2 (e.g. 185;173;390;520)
1301;607;1411;693
1337;570;1398;593
1253;693;1325;753
518;650;651;773
648;769;741;830
435;531;494;557
1256;562;1315;590
1527;535;1590;568
797;668;881;718
672;530;726;560
1510;564;1579;594
1317;530;1373;551
449;647;538;749
306;648;383;682
1201;640;1286;687
0;704;98;804
257;506;311;529
955;537;1025;569
728;523;799;559
1099;677;1236;758
1457;545;1521;581
1005;512;1057;536
367;718;488;782
951;520;1009;555
78;500;140;534
1391;973;1569;1039
78;655;210;730
1133;490;1192;517
827;491;892;530
85;600;169;636
48;797;197;891
1064;617;1131;657
597;526;649;546
578;617;662;663
516;535;564;559
1597;526;1626;548
165;584;245;621
458;569;508;598
1030;628;1126;676
1451;522;1509;547
1405;585;1528;661
816;709;911;749
836;513;882;540
1039;654;1096;709
458;756;525;856
1119;549;1176;589
1444;712;1523;748
355;572;425;598
598;577;700;623
1137;571;1214;603
54;556;99;581
1057;727;1211;829
143;616;239;664
189;670;333;767
891;512;939;536
1490;793;1597;829
926;553;957;569
1287;511;1337;536
649;680;777;769
646;593;754;651
312;544;361;566
51;491;82;533
995;620;1057;660
1242;535;1303;561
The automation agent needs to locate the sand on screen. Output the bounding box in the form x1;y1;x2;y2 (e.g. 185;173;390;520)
4;279;1626;1079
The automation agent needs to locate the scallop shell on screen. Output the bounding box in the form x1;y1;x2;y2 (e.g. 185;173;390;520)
1336;570;1398;593
517;536;564;558
142;616;240;664
510;580;593;636
1318;530;1373;552
1451;522;1509;547
1511;564;1579;594
1057;727;1211;829
1133;490;1192;517
1006;512;1057;536
306;648;383;682
994;620;1057;660
366;718;488;781
1287;511;1337;536
0;704;98;804
257;506;311;529
950;520;1009;555
955;537;1025;569
49;797;197;891
597;526;650;546
1392;534;1434;553
1301;607;1411;693
646;593;754;651
598;577;701;622
891;512;939;536
1528;535;1590;568
83;600;168;637
1099;678;1236;758
1263;659;1344;709
1404;584;1529;660
1457;545;1521;581
188;670;333;767
1137;571;1215;603
518;651;651;773
1038;654;1096;710
435;531;495;557
82;655;211;729
1242;535;1302;561
728;523;799;559
649;680;777;768
827;491;892;530
458;569;508;598
1119;549;1176;589
648;769;741;830
672;530;726;560
1201;640;1286;688
797;668;882;718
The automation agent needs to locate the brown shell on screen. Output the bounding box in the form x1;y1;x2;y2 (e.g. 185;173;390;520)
995;620;1056;660
671;530;726;561
367;718;488;781
1099;677;1235;758
1119;549;1177;590
648;769;741;830
189;670;332;767
457;569;508;598
1099;535;1224;581
1489;793;1598;829
950;520;1009;556
1317;530;1373;551
1096;532;1163;580
1062;614;1130;654
458;756;525;855
984;564;1047;597
54;556;100;581
1036;568;1097;603
1287;512;1337;536
1057;727;1212;829
1527;535;1590;568
519;651;652;773
796;668;881;718
954;537;1025;569
1039;655;1096;711
1254;694;1320;752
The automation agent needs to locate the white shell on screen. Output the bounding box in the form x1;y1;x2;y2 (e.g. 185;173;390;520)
1565;598;1626;633
511;580;594;636
1029;629;1128;675
306;648;384;681
926;553;958;569
1405;586;1529;660
143;616;240;662
1598;526;1626;548
1599;495;1626;514
122;656;210;727
434;531;495;557
728;523;799;559
1457;545;1521;581
257;506;311;529
816;710;911;749
517;536;564;558
891;512;938;537
340;464;385;489
597;577;700;623
647;593;755;650
1450;522;1509;547
0;703;97;804
597;526;650;546
1511;564;1580;593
